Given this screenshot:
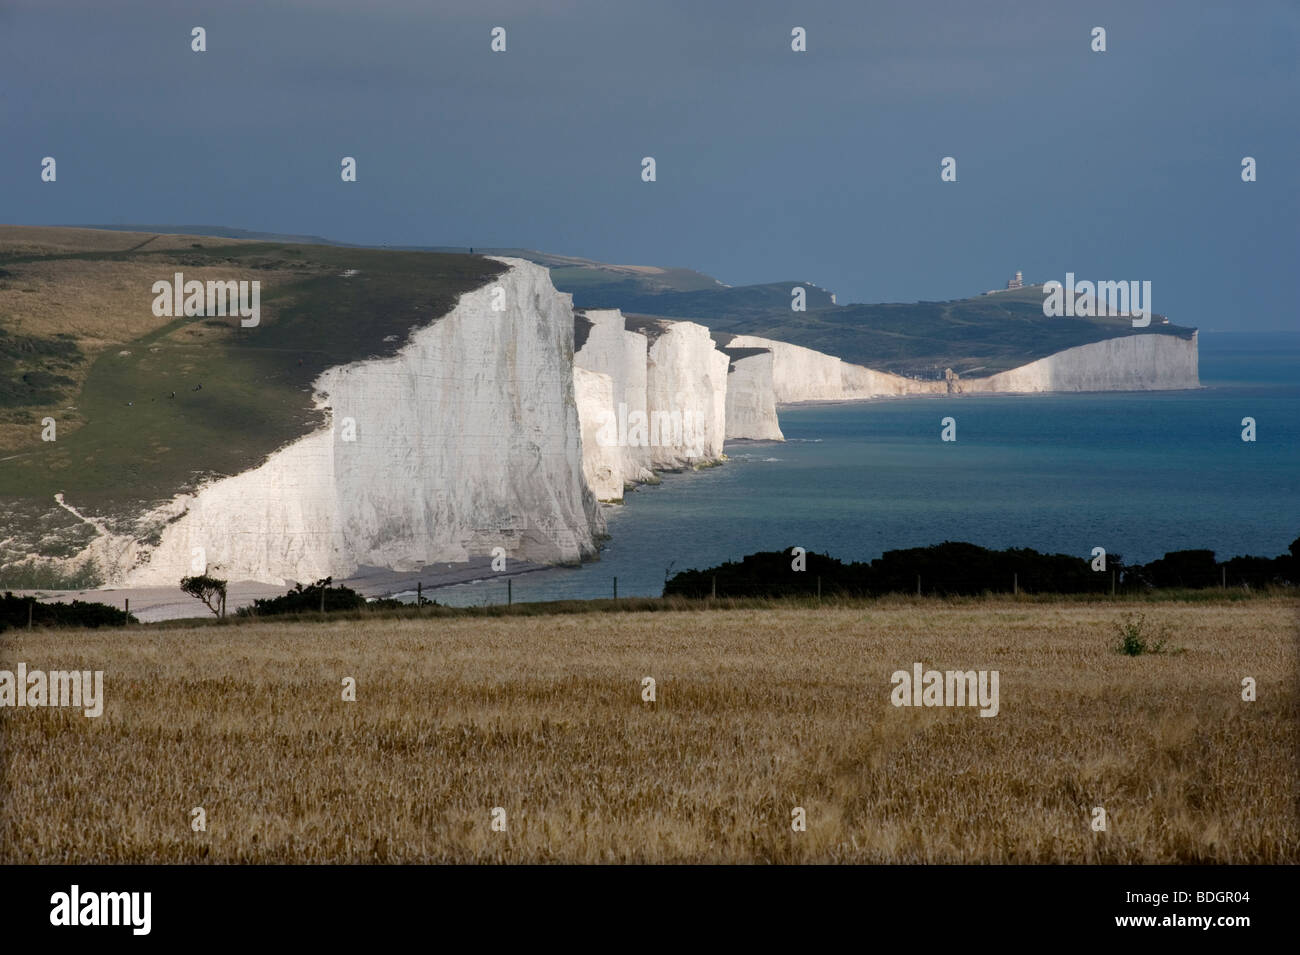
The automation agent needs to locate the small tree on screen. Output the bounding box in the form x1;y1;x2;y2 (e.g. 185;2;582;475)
1112;612;1179;656
181;574;227;617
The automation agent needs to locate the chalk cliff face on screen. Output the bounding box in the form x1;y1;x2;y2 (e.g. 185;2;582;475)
729;332;1199;402
643;320;730;469
574;366;623;502
722;348;784;440
64;255;1199;590
103;257;603;586
839;362;945;398
968;331;1200;394
573;310;731;495
573;309;654;489
727;336;849;402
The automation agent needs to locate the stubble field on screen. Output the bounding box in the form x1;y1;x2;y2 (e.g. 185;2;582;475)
2;596;1296;863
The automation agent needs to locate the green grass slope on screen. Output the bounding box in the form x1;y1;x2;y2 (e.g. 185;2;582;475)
72;228;1198;381
556;275;1195;379
713;285;1194;378
0;228;503;525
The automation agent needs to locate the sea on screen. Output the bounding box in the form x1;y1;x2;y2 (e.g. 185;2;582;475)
422;332;1299;607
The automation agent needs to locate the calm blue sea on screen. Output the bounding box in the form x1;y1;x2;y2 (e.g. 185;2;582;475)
428;332;1299;606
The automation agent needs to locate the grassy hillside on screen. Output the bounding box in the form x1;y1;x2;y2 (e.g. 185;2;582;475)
714;286;1194;379
499;248;1197;379
593;281;1194;379
575;280;838;323
0;226;503;579
81;225;731;310
75;226;1198;380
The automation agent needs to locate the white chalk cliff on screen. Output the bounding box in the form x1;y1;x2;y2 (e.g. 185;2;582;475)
969;332;1200;393
642;319;729;469
726;336;860;402
61;260;1200;588
572;309;654;495
721;346;784;440
572;310;731;498
574;365;623;503
87;258;604;586
726;331;1200;402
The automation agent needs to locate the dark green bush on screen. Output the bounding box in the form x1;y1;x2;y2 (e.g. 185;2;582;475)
235;577;368;617
0;591;134;631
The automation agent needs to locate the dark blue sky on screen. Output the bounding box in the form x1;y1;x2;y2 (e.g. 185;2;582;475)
3;0;1296;330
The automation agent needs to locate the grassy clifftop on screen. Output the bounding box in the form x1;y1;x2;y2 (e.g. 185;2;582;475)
543;264;1196;379
65;228;1198;381
0;227;503;580
715;286;1194;379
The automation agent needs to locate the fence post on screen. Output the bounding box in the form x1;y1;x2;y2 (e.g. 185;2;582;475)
916;575;921;597
817;575;821;600
508;578;512;605
220;592;225;619
1222;566;1226;589
613;576;618;601
320;584;325;614
417;581;422;610
125;597;130;619
712;575;717;600
28;597;34;629
1111;570;1115;596
1013;572;1018;596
